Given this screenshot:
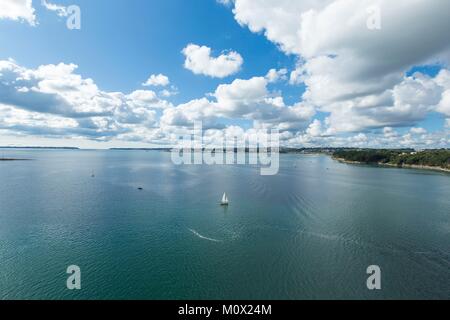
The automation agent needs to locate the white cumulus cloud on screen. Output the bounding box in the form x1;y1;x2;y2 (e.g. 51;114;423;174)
182;44;243;78
266;68;288;83
0;0;36;25
161;74;315;131
142;73;170;87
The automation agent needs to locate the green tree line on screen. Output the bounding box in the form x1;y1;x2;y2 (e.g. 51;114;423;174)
333;149;450;169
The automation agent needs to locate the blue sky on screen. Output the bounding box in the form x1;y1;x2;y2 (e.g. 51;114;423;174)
0;0;449;148
0;0;297;102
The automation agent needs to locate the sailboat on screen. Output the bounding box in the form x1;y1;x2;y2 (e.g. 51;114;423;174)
220;193;229;206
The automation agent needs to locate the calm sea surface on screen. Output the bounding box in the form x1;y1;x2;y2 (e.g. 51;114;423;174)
0;150;449;299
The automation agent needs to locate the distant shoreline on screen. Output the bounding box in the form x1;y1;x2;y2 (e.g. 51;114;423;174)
1;147;449;174
0;147;79;150
333;157;450;173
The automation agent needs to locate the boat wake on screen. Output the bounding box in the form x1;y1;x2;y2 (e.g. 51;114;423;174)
188;228;223;243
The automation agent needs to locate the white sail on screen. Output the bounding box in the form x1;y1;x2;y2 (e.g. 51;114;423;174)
221;193;229;205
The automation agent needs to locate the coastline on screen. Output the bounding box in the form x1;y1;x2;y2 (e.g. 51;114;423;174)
332;157;450;173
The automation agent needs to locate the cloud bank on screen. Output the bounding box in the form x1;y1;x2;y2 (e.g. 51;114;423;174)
230;0;450;137
1;0;449;149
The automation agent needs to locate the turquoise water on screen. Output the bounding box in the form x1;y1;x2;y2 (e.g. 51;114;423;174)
0;150;449;300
